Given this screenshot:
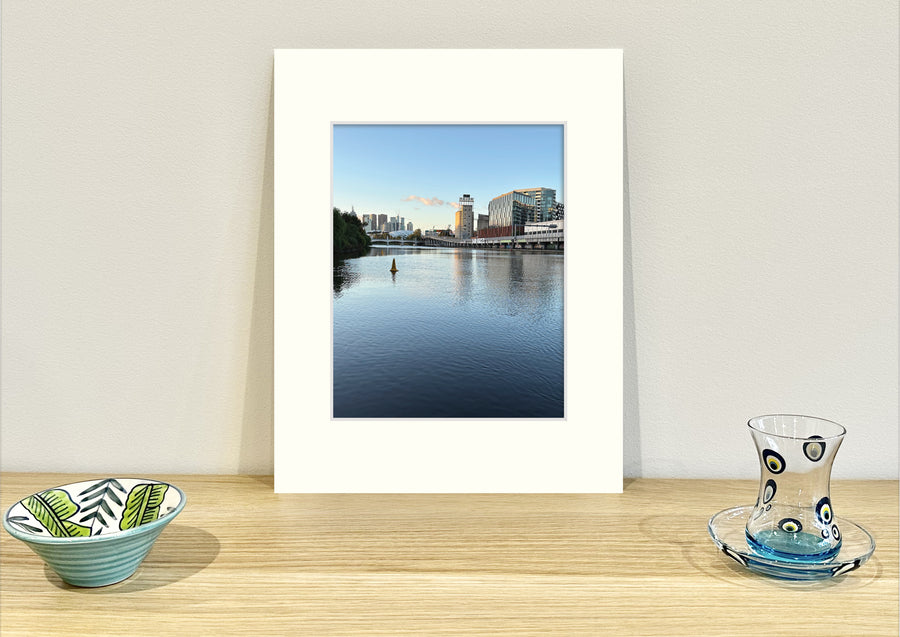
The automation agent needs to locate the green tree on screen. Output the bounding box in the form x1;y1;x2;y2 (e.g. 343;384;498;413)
333;207;371;256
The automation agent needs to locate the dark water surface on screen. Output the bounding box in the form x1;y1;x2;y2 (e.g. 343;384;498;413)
333;246;563;418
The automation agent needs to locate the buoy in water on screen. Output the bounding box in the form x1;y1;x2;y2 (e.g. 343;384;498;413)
390;258;398;273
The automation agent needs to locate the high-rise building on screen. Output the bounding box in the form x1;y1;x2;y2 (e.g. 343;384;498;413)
389;216;403;232
552;202;565;221
476;214;489;234
377;213;387;232
488;191;536;228
455;194;474;239
407;221;413;231
514;188;556;222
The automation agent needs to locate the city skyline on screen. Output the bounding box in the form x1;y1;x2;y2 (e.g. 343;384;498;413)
333;124;564;231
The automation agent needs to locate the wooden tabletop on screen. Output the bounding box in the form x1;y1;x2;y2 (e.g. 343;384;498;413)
1;474;896;636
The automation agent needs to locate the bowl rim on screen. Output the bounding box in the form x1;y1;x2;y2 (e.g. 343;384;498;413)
2;478;186;545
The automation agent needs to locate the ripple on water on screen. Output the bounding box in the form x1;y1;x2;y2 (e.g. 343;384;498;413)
334;248;564;418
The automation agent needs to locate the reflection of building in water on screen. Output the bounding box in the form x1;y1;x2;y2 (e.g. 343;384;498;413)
451;248;475;304
455;194;474;240
478;250;564;319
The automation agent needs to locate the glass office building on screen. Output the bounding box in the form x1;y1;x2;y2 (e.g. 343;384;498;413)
514;187;556;222
487;191;537;228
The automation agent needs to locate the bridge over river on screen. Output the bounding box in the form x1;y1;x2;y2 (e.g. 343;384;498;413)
369;238;421;246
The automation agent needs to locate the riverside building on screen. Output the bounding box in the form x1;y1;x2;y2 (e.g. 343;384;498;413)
455;194;474;240
487;190;537;228
552;201;565;221
514;187;556;222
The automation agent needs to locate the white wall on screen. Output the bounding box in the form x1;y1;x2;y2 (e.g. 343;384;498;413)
2;1;897;479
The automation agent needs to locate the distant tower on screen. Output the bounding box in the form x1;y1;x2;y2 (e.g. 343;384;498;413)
456;194;474;240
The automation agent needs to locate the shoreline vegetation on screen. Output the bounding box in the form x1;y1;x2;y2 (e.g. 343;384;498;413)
333;207;371;257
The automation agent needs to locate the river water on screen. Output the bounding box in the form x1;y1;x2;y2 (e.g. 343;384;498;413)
333;246;564;418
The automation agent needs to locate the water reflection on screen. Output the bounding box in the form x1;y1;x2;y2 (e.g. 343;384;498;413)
452;249;474;304
333;246;564;418
333;259;358;298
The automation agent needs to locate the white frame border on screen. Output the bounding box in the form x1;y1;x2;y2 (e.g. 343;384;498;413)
275;49;623;492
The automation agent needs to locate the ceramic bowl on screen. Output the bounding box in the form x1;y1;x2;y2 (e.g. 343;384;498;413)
3;477;185;587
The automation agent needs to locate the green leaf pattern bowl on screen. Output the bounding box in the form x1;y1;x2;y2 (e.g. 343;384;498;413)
3;478;185;587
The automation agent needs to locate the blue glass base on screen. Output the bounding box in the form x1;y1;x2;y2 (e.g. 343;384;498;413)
746;529;841;563
708;506;874;580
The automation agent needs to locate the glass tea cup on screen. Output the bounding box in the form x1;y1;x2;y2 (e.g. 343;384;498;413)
745;415;846;562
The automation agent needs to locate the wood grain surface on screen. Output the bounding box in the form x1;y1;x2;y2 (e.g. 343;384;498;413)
1;474;896;636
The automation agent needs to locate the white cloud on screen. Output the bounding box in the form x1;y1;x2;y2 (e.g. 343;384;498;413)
402;195;454;207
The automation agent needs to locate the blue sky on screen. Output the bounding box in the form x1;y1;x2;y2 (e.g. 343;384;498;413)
333;124;564;231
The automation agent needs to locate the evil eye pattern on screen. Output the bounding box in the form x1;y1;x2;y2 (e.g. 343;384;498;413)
722;545;747;567
762;449;786;474
815;497;833;524
821;528;830;539
763;479;777;504
831;559;861;577
803;435;826;462
779;518;802;533
831;524;841;541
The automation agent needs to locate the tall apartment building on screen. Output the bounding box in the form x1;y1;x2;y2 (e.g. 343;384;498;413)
455;194;474;239
385;216;407;232
552;202;565;221
407;221;414;231
476;214;489;234
487;190;536;228
377;213;387;232
514;188;556;222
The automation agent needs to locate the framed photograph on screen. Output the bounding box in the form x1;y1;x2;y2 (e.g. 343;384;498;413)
275;49;623;492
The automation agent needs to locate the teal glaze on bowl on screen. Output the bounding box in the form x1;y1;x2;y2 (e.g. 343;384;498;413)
3;478;185;587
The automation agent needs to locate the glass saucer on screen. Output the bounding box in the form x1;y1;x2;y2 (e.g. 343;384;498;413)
708;505;875;580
